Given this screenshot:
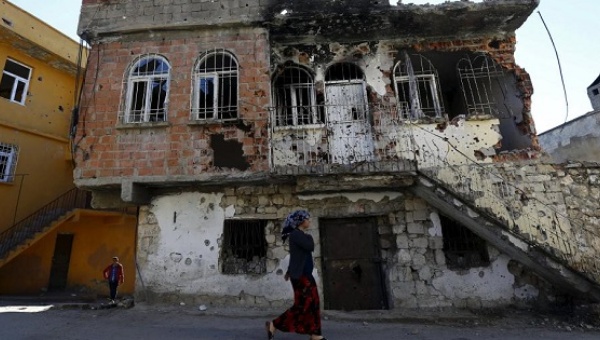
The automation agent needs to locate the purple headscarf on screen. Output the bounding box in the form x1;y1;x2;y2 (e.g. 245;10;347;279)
281;210;310;242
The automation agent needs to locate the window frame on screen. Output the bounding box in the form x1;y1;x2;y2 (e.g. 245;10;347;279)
220;219;269;275
123;55;171;124
0;59;32;105
0;143;19;183
393;54;444;120
192;50;239;121
273;66;321;128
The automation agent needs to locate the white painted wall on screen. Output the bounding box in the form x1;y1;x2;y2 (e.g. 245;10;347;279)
136;192;294;301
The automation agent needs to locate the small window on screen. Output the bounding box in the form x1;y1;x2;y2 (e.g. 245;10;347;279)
393;53;444;119
273;66;320;127
0;59;32;105
440;214;489;270
593;88;599;96
192;50;238;121
221;220;268;275
0;142;19;183
123;55;170;123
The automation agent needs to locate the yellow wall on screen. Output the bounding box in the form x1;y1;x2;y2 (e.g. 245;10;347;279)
0;7;81;232
0;211;137;296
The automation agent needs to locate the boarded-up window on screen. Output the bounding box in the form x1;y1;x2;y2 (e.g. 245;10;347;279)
440;214;490;270
221;220;268;274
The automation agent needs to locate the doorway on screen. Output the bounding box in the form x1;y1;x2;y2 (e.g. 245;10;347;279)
320;217;388;310
48;233;74;291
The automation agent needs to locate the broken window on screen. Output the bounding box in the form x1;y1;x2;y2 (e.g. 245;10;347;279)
124;55;170;123
440;214;490;270
0;59;31;105
457;54;506;117
192;50;238;121
273;66;321;127
221;220;268;275
393;53;444;119
0;142;18;183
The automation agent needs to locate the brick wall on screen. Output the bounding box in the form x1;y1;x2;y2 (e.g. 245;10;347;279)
74;27;271;181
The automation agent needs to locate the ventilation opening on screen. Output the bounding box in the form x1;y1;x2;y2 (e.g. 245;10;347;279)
220;220;268;275
440;214;490;270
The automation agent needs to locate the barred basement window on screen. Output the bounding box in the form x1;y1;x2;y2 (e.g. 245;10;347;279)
221;220;268;275
123;54;170;123
0;142;19;183
192;50;238;121
440;214;490;270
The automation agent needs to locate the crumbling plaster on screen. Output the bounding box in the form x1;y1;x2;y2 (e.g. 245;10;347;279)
135;186;555;308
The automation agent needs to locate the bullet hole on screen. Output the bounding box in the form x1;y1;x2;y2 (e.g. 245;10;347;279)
58;106;64;112
210;246;214;251
38;76;43;81
276;269;284;275
185;258;192;265
170;252;183;263
488;39;501;49
204;239;210;246
173;211;177;223
2;18;13;27
210;264;216;269
479;271;485;278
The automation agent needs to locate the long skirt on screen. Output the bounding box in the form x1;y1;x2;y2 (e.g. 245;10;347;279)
273;274;322;335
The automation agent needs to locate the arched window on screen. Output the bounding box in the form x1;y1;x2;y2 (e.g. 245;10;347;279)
124;55;170;123
192;50;238;121
393;53;444;119
273;66;318;127
457;54;505;117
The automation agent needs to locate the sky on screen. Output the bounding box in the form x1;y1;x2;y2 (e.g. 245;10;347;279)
9;0;597;133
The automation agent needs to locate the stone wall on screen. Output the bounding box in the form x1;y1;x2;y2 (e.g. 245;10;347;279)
135;183;558;308
425;162;600;284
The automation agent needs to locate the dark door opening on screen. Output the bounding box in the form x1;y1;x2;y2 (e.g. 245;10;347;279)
320;217;388;310
48;233;74;291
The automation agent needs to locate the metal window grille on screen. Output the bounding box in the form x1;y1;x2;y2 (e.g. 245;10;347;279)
192;49;238;121
273;66;321;127
457;54;506;117
122;54;170;123
221;220;268;275
440;214;490;270
0;59;32;105
393;52;444;119
0;142;18;183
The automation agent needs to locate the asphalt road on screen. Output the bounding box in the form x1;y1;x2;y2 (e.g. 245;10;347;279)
0;304;599;340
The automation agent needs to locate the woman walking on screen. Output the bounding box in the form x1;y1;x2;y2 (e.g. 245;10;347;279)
266;210;327;340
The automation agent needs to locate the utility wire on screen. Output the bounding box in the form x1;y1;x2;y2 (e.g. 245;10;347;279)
537;11;570;127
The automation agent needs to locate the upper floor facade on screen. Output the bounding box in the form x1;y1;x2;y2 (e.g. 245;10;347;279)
0;1;84;231
74;0;541;205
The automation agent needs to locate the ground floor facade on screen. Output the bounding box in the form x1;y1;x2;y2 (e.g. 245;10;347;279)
134;183;560;310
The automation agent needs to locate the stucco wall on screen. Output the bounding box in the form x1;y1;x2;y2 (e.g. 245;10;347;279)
135;186;554;308
0;212;137;296
538;110;600;163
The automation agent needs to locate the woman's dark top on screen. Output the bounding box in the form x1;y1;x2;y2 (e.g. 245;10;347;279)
287;228;315;279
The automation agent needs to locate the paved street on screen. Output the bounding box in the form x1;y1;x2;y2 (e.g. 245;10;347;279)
1;302;600;340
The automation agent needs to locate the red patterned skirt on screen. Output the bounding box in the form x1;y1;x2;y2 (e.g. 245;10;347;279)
273;274;322;335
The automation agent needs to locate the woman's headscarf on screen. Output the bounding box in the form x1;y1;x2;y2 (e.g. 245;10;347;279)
281;210;310;242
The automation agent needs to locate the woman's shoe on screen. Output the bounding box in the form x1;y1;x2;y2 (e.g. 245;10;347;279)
265;321;274;340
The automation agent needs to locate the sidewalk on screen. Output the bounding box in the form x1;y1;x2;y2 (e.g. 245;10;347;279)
1;294;599;331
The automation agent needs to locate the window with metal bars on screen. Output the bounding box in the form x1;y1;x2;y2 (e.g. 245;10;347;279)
192;50;238;121
0;142;18;183
221;220;268;275
123;55;170;123
393;52;444;119
440;214;490;270
457;54;506;117
0;59;31;105
273;66;321;127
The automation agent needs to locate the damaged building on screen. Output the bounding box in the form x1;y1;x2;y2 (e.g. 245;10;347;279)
72;0;600;310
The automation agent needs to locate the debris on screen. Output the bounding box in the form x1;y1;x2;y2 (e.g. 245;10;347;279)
199;305;207;311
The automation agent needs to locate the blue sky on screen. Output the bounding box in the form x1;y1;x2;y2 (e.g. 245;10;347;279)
10;0;597;133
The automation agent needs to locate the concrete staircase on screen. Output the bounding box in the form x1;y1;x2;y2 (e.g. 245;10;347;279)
410;173;600;302
0;188;89;268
